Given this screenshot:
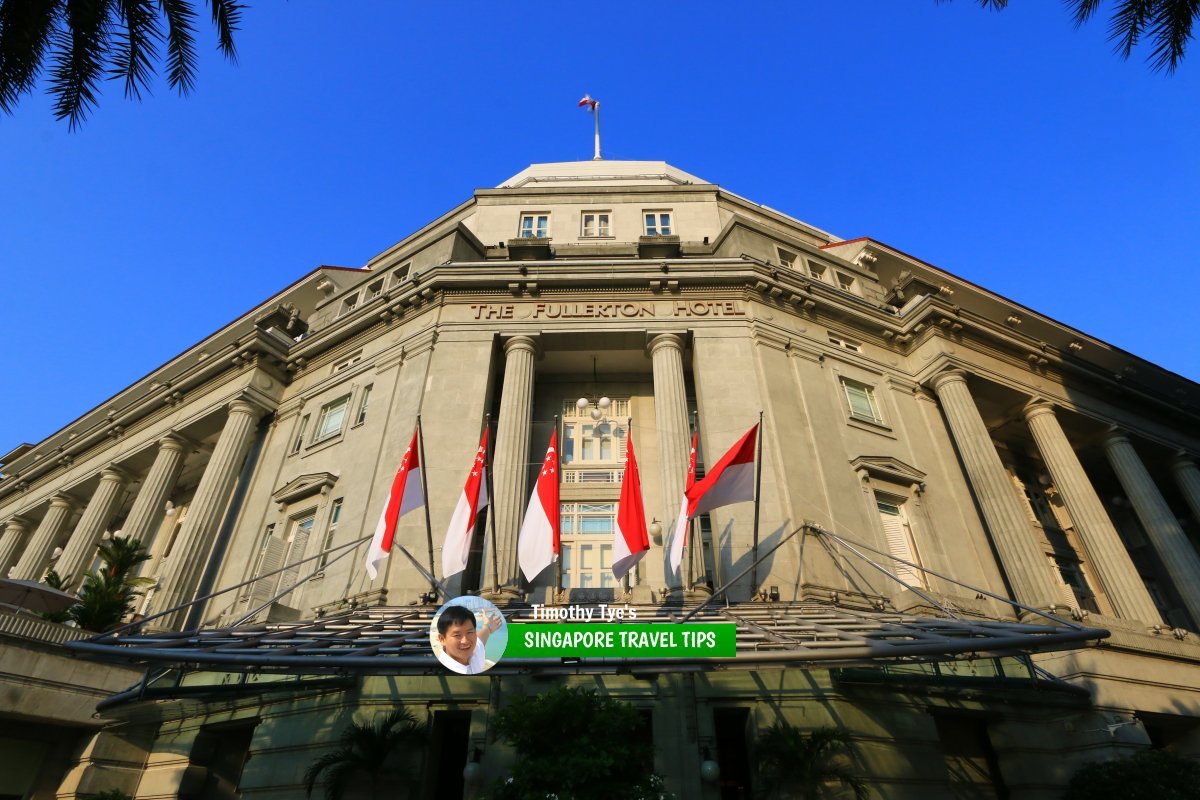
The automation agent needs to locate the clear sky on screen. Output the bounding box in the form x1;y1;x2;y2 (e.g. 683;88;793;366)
1;1;1197;456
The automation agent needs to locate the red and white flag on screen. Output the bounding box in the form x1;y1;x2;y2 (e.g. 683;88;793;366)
518;429;560;582
365;428;425;580
612;427;649;580
578;93;599;110
686;422;758;515
667;431;699;576
442;427;490;578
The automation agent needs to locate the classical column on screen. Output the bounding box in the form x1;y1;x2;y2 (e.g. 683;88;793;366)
11;494;77;580
1103;430;1200;625
56;467;129;586
155;400;263;629
1024;402;1161;623
122;434;188;549
649;333;690;589
930;370;1060;610
491;336;537;591
1170;453;1200;525
0;516;32;577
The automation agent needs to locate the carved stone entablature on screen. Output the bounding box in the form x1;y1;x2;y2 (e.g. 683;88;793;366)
272;472;339;510
850;455;927;494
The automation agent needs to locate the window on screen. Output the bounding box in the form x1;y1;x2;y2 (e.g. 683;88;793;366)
314;396;351;442
560;503;616;589
276;511;316;599
355;384;373;426
835;271;856;292
877;498;925;589
581;212;611;238
339;292;359;316
333;352;362;373
366;279;384;300
809;263;828;282
643;211;672;236
291;415;309;454
842;379;883;424
828;334;861;353
777;248;798;270
519;213;550;238
317;499;342;570
392;263;412;285
560;399;629;477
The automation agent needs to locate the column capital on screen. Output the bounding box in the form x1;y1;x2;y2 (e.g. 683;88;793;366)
1171;450;1199;474
98;466;130;484
47;493;76;512
1103;426;1131;448
157;432;191;453
2;516;31;532
227;396;268;419
929;368;969;393
646;332;687;358
1021;398;1057;423
502;334;540;359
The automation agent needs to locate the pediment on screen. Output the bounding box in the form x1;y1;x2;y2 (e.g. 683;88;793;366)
272;472;339;506
849;456;926;490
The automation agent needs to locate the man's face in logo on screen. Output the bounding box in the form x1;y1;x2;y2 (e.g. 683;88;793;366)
439;619;478;666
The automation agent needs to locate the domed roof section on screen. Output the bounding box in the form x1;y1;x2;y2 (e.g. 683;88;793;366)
498;160;710;189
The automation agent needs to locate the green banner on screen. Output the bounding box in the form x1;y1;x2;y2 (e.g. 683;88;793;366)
506;623;736;659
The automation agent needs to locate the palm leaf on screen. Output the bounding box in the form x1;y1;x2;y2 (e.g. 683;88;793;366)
0;0;63;113
158;0;195;93
1146;0;1197;72
1066;0;1105;27
207;0;239;61
111;0;158;98
48;0;113;128
1109;0;1157;60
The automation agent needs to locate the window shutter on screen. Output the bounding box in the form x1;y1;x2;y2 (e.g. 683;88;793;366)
277;522;313;600
1047;555;1078;611
878;505;925;589
250;536;286;608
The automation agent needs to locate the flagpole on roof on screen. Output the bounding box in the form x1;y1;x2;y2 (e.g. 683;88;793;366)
483;413;500;595
593;101;601;160
416;415;439;599
749;411;765;592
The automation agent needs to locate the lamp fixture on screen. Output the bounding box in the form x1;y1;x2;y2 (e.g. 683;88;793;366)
164;500;176;517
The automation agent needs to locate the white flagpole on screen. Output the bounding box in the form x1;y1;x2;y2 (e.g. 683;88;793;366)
593;102;602;160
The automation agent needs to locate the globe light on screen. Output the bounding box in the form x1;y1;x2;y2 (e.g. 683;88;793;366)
598;396;611;409
590;408;603;420
576;397;590;411
700;759;721;784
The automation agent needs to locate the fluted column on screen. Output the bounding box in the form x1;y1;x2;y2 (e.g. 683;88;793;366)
56;467;129;587
155;400;263;629
11;494;77;580
1170;453;1200;525
492;336;538;591
931;370;1060;610
1024;402;1160;623
122;434;188;549
1104;430;1200;625
649;333;690;589
0;516;32;577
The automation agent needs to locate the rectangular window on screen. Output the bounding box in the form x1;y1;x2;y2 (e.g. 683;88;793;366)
317;499;343;570
366;279;384;300
643;211;672;236
314;396;351;442
828;334;861;353
355;384;373;426
519;213;550;238
843;380;883;425
835;271;856;292
809;263;827;282
276;511;317;598
777;248;798;270
392;263;412;285
561;503;618;588
339;292;360;316
333;352;362;373
291;415;310;454
877;498;925;589
581;212;611;237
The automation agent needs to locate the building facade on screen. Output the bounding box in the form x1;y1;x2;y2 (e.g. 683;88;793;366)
2;160;1200;798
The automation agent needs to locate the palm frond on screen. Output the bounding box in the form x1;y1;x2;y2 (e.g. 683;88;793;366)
1109;0;1157;60
1066;0;1105;27
207;0;239;61
111;0;158;98
49;0;115;128
1146;0;1197;72
157;0;195;93
0;0;63;113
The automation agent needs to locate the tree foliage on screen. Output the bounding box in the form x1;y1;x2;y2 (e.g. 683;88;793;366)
69;534;153;632
955;1;1200;72
303;708;428;800
488;686;669;800
0;0;242;128
1063;748;1200;800
755;723;869;800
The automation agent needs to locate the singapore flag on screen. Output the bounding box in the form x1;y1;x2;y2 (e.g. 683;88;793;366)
442;427;490;578
365;428;425;580
518;429;561;582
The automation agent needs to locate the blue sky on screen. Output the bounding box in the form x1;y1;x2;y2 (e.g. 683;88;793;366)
2;1;1197;455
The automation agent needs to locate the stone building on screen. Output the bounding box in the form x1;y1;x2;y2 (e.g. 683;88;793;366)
2;160;1200;798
